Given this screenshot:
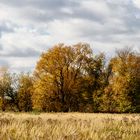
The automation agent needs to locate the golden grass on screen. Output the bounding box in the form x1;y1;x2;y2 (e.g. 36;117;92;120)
0;112;140;140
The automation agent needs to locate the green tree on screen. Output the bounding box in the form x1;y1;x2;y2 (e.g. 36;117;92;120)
80;53;105;112
0;69;20;111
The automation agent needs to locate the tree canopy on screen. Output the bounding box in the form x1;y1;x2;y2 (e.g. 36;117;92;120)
0;44;140;113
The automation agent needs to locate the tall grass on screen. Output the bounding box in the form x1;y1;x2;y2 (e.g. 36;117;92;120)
0;112;140;140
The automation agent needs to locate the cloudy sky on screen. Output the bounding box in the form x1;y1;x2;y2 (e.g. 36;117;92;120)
0;0;140;72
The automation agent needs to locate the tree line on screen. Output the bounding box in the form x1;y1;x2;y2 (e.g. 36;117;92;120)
0;43;140;113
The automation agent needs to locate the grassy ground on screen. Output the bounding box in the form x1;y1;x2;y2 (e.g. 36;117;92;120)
0;112;140;140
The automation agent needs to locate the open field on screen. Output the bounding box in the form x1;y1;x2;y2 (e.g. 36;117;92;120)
0;112;140;140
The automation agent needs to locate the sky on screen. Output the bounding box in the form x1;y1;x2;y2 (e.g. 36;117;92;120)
0;0;140;72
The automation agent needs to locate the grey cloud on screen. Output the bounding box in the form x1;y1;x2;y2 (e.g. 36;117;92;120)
0;0;139;43
107;1;140;29
0;0;105;23
0;22;14;37
0;0;78;10
72;1;140;44
16;0;140;37
24;2;106;23
0;44;3;50
0;47;40;57
0;0;140;72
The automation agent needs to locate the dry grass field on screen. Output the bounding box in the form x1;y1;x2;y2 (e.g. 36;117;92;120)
0;112;140;140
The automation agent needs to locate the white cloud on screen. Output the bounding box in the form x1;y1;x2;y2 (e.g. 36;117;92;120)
81;0;110;18
0;0;140;72
133;0;140;8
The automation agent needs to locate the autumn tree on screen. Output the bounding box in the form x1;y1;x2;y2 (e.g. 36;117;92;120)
33;43;88;112
33;43;104;112
101;48;140;113
17;73;33;112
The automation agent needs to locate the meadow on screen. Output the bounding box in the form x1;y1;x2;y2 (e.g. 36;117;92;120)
0;112;140;140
